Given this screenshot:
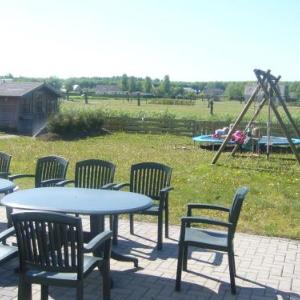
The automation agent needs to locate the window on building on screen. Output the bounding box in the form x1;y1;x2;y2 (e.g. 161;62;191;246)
22;98;32;113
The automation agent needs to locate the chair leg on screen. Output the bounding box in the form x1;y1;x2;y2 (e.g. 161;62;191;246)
165;200;169;238
175;242;184;291
129;214;134;235
76;282;84;300
111;215;118;245
100;261;111;300
183;245;188;271
228;250;236;294
157;212;163;250
18;276;32;300
109;215;113;229
41;285;48;300
231;251;236;276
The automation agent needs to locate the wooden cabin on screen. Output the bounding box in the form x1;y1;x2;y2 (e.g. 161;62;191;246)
0;82;60;135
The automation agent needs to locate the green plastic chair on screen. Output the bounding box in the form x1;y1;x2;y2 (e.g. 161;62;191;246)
57;159;115;190
57;159;116;225
114;162;173;250
9;155;69;188
0;151;12;179
12;211;112;300
0;227;18;266
7;155;69;227
175;187;249;294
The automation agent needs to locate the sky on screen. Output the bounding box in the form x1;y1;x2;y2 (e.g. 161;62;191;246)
1;0;300;81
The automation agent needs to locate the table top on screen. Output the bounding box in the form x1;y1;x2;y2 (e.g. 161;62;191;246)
1;187;152;215
0;179;15;194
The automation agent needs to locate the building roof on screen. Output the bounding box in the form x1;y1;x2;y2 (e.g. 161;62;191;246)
204;87;224;97
0;82;61;97
95;84;122;95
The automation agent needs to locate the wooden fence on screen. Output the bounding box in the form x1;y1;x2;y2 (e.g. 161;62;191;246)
104;117;299;137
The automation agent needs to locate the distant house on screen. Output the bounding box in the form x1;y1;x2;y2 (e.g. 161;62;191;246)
204;88;224;100
95;85;123;95
183;87;197;94
72;84;81;92
0;82;60;135
244;83;286;102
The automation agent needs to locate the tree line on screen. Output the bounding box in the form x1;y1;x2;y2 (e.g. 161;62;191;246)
1;73;300;101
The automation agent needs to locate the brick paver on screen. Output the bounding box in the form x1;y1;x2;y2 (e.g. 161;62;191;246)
0;206;299;299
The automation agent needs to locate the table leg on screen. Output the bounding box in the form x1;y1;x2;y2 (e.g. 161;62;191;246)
90;215;105;236
89;215;139;267
89;215;105;256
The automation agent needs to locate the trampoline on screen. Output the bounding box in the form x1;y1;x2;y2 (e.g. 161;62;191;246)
193;135;300;147
193;135;235;145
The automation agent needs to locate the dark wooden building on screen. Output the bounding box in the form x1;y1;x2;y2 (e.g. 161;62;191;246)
0;82;60;135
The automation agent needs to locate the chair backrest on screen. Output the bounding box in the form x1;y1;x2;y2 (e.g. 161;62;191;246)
129;162;172;200
35;156;69;187
74;159;116;189
229;187;249;236
0;152;11;178
12;211;84;277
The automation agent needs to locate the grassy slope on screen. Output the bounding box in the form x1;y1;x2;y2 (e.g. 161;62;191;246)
2;133;300;239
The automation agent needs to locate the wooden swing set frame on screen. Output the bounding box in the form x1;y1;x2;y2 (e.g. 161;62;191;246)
211;69;300;165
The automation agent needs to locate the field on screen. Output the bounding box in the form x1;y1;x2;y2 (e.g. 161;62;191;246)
61;98;300;123
1;133;300;240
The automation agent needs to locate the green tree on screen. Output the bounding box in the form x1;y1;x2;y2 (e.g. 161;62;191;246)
161;75;171;96
136;80;143;92
171;86;184;98
144;76;152;93
46;76;62;90
224;82;244;100
121;74;129;91
129;76;136;93
64;80;74;92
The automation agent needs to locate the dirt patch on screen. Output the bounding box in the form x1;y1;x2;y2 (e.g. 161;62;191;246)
36;128;112;141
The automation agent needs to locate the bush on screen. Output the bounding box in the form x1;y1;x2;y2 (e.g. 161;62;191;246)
47;110;105;138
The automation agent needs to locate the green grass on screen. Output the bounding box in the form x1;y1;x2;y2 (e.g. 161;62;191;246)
61;98;300;123
1;133;300;239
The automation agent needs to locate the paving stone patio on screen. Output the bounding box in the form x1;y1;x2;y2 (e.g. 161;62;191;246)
0;206;299;300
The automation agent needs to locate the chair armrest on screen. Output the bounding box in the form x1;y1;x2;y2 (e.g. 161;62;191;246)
187;203;230;215
0;227;15;243
0;172;10;179
56;180;75;187
101;183;116;190
113;182;130;190
181;216;232;228
160;186;174;194
83;230;112;253
9;174;35;181
40;178;66;187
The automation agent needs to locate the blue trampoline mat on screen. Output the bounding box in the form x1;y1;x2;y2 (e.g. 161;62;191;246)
193;135;235;144
193;135;300;146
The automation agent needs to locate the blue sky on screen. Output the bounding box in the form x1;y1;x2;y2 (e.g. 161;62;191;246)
1;0;299;81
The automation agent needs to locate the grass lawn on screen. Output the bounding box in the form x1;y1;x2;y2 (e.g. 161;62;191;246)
1;133;300;240
61;98;300;123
